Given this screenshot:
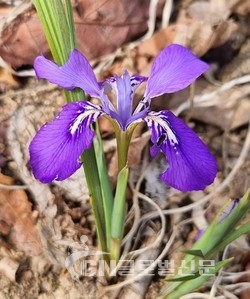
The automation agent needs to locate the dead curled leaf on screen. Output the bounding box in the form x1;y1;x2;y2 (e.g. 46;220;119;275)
190;86;250;131
137;0;241;60
173;0;240;56
0;173;42;256
0;0;153;68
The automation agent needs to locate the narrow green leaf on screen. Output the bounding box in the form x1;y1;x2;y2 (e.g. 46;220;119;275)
183;249;205;258
110;166;129;260
191;188;250;258
93;125;114;250
158;189;250;298
111;166;129;239
65;0;77;47
160;258;233;299
208;220;250;258
33;0;114;254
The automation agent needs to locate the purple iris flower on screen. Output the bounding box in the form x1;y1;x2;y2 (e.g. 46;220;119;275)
29;44;217;191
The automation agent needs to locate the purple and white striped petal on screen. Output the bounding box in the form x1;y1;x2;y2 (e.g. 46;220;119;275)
34;50;101;97
29;101;102;183
145;110;217;191
130;74;148;91
145;44;209;99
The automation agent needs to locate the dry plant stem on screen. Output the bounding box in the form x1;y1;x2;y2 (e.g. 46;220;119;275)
142;0;160;40
123;158;162;255
224;282;250;292
119;234;162;299
116;186;168;297
0;0;32;34
210;245;231;298
179;294;212;299
175;74;250;116
124;189;166;258
221;270;250;280
122;154;149;248
0;184;28;190
220;290;239;299
161;0;173;28
102;230;177;294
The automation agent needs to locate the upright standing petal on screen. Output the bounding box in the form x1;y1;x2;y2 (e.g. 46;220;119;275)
115;71;133;128
34;50;101;97
29;101;102;183
145;111;217;191
130;74;148;91
99;72;145;129
145;44;209;99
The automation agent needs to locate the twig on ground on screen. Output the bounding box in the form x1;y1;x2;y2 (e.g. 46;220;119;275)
175;74;250;116
102;229;177;294
0;183;28;190
161;0;173;28
210;245;231;298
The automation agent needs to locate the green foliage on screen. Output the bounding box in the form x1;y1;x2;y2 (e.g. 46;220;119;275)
159;188;250;298
33;0;113;253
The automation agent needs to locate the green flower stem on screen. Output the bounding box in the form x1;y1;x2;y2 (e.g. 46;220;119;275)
110;166;129;261
109;128;135;261
116;131;132;172
33;0;113;254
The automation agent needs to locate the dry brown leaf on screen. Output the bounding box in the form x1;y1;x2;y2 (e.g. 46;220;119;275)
135;0;240;67
0;172;13;185
229;161;250;198
136;25;177;57
0;0;152;68
0;173;42;256
219;39;250;81
233;0;250;15
191;97;250;131
0;257;20;282
0;67;20;91
173;1;239;56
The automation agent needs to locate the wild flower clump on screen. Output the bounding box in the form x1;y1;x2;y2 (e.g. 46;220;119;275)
30;44;217;191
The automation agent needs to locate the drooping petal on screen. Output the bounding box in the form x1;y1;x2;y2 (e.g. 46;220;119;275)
34;50;101;97
145;44;209;99
29;101;102;183
145;110;217;191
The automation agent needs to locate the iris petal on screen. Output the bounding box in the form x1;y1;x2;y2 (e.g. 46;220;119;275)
99;72;147;129
145;111;217;191
29;101;102;183
145;44;209;99
34;50;101;97
130;74;148;91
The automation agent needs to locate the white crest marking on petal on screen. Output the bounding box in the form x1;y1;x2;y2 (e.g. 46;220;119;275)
69;109;100;135
147;114;179;147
